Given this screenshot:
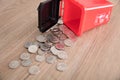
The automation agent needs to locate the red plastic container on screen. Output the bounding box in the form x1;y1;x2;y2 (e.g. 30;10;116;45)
62;0;113;36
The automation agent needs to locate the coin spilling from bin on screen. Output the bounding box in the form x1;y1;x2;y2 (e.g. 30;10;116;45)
8;21;76;75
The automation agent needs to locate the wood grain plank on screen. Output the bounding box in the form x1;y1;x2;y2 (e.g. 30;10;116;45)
0;0;120;80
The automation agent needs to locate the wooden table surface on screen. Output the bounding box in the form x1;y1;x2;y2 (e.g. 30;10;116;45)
0;0;120;80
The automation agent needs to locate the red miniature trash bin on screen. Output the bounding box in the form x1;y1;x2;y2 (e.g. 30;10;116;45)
38;0;113;36
62;0;113;36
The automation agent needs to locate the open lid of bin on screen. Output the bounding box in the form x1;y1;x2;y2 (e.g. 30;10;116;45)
38;0;60;32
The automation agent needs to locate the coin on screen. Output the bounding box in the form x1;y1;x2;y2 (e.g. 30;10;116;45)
9;60;20;69
20;53;30;60
36;35;47;42
43;31;51;37
57;19;63;25
59;34;67;41
38;49;46;55
29;65;40;75
41;0;47;2
39;42;45;47
64;39;73;47
28;45;38;53
49;35;59;44
46;33;59;43
59;25;78;41
35;55;45;62
45;41;53;47
50;28;60;32
21;59;32;67
50;46;59;55
24;42;40;48
55;43;65;50
52;31;63;37
46;55;57;64
40;43;50;51
44;42;52;48
46;33;53;40
24;42;33;48
57;51;68;60
33;41;40;47
56;63;67;72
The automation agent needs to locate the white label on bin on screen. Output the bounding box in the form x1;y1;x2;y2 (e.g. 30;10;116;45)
94;12;111;25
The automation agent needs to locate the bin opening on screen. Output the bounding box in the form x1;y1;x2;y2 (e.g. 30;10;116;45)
63;0;82;35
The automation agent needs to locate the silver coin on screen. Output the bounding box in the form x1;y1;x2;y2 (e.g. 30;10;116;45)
46;33;58;43
33;41;40;47
29;65;40;75
28;45;38;53
24;42;33;48
56;63;67;72
54;30;63;35
44;42;52;48
52;31;63;37
59;34;67;41
43;31;51;37
50;46;60;55
57;19;63;25
40;43;50;51
39;42;45;47
41;0;47;2
59;25;78;41
46;33;53;40
37;49;46;55
55;43;65;50
64;39;73;47
50;28;60;32
36;35;47;42
35;55;45;62
49;35;59;44
21;59;32;67
9;60;20;69
57;51;68;60
46;55;57;64
45;41;53;47
20;53;30;60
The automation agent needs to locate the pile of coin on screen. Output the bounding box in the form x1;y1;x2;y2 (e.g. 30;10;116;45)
8;22;76;75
